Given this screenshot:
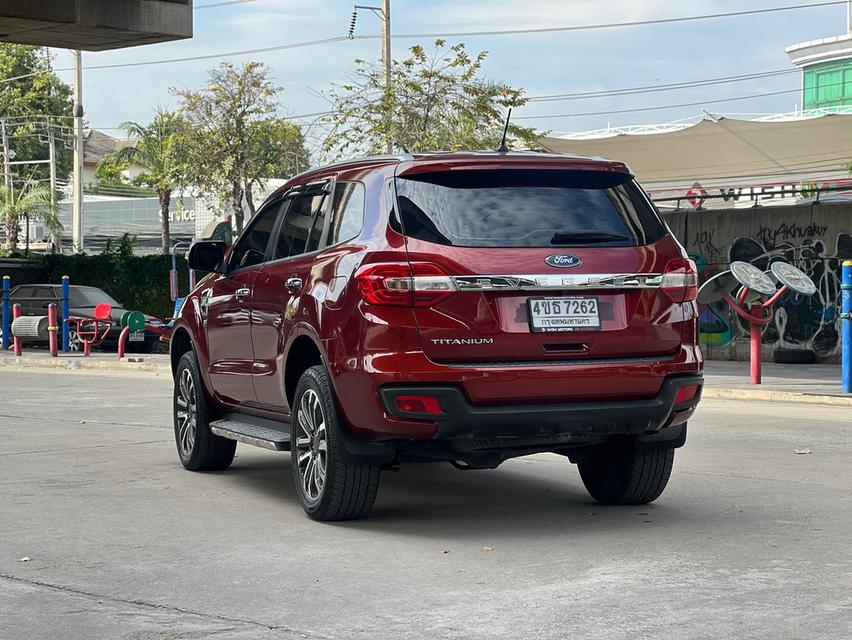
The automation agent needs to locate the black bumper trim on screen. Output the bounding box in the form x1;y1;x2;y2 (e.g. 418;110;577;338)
379;374;703;441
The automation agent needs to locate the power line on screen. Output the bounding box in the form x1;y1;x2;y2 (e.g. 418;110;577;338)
355;1;848;39
195;0;260;9
527;69;799;103
34;1;843;74
515;86;811;120
56;36;351;71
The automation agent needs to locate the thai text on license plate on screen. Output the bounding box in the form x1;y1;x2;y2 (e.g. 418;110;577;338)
527;297;600;332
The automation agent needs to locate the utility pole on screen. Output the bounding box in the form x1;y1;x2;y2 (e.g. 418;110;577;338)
1;118;11;195
847;0;851;34
381;0;392;153
351;1;392;153
72;50;84;254
47;122;58;252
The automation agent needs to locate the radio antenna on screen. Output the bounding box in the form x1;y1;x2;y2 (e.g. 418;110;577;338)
496;108;512;153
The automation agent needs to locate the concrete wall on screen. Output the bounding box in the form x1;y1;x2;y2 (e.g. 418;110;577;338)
662;203;852;362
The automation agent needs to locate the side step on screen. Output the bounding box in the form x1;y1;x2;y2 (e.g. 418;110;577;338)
209;413;291;451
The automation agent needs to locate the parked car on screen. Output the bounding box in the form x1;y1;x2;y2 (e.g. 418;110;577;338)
170;151;704;521
6;284;160;352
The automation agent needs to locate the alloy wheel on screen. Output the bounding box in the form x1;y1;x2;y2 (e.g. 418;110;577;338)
175;367;197;458
295;388;327;502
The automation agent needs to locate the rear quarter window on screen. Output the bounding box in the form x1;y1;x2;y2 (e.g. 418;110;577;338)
394;169;666;248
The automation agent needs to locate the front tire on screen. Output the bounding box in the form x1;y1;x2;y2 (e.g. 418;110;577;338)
173;350;236;471
577;438;675;505
291;365;380;521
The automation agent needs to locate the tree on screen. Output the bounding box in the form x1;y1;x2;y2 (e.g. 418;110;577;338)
323;40;540;158
1;178;61;254
174;61;309;232
107;111;188;254
0;45;73;182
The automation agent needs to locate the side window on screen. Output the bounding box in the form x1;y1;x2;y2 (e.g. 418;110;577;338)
273;191;328;260
230;201;281;270
10;286;35;301
329;182;365;245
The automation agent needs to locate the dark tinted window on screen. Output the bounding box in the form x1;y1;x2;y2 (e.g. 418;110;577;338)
394;170;666;247
273;191;328;259
329;182;365;245
71;287;119;307
231;201;281;269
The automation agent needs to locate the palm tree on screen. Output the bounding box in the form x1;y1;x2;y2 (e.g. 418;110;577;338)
109;111;187;254
0;178;61;254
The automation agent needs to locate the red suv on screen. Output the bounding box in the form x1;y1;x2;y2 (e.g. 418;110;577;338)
171;152;703;521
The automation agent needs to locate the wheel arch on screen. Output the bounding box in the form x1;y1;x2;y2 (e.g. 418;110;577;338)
283;331;328;408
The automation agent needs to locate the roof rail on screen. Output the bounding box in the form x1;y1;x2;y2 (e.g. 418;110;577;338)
287;153;414;183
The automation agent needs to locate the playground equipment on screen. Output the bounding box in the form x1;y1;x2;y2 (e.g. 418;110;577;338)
698;261;817;384
67;302;113;356
117;309;170;359
843;261;852;394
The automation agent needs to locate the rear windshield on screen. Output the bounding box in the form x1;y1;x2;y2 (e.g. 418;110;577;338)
394;169;666;247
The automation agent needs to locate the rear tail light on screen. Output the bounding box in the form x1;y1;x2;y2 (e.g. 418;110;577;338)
661;258;698;303
355;262;457;307
674;384;700;404
394;395;444;415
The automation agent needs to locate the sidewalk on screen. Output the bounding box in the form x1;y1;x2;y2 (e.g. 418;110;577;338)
0;349;170;374
702;361;852;406
1;349;850;405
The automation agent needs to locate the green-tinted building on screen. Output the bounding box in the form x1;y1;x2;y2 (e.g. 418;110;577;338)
787;33;852;110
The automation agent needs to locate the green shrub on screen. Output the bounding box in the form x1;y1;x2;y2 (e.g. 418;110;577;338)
40;236;190;318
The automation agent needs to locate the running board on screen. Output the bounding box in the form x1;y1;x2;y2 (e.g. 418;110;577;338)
209;414;291;451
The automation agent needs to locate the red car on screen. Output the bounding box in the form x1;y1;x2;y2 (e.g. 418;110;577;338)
171;152;703;521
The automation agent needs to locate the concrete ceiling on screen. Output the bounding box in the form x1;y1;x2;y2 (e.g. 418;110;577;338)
0;0;192;51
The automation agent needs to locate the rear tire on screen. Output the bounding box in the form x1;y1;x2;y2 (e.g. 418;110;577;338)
577;438;674;505
291;365;380;521
173;350;236;471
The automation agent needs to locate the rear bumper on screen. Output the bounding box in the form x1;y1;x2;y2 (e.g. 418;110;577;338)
378;374;702;443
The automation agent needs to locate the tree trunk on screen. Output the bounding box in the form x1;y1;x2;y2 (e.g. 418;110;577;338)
158;188;172;254
4;212;20;254
231;181;244;234
245;183;256;218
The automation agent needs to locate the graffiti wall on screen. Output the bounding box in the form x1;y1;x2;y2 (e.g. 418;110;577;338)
662;203;852;362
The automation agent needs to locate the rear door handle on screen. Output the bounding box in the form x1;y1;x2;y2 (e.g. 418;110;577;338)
285;277;303;291
235;287;251;300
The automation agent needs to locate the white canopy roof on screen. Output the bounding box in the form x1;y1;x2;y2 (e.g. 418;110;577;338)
540;113;852;187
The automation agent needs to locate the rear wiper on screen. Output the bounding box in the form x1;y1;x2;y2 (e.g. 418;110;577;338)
550;231;631;245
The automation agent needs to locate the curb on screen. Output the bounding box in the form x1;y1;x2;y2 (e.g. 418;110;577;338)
702;387;852;407
0;355;170;375
2;357;849;405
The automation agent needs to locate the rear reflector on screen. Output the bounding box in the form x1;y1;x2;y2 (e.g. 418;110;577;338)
674;384;699;404
661;258;699;303
355;262;457;307
394;395;444;415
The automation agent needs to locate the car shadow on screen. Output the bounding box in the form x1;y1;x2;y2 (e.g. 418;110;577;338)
226;452;695;539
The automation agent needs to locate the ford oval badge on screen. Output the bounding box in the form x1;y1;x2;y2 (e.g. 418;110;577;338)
545;254;582;268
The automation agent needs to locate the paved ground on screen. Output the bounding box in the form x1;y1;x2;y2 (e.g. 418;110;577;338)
1;369;850;639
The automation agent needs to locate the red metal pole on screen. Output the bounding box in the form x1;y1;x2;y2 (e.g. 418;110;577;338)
750;304;762;385
12;303;22;356
117;326;130;359
48;303;58;357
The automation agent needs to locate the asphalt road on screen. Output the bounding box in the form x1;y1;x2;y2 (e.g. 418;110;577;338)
0;369;850;640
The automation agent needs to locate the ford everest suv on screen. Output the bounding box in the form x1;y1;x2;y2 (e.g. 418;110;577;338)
170;152;703;521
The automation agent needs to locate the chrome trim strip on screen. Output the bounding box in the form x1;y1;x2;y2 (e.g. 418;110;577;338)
451;273;663;291
444;355;676;368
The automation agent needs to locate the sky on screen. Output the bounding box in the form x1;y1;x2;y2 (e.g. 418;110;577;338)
46;0;852;151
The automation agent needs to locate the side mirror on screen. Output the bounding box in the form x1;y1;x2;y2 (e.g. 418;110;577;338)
187;240;227;274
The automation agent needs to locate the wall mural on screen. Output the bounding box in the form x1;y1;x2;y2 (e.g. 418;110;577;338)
671;205;852;361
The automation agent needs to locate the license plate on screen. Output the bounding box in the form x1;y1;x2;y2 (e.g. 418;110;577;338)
528;297;600;332
129;331;145;342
